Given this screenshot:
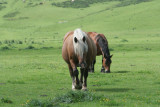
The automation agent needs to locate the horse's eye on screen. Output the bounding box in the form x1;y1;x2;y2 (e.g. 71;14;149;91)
82;36;85;42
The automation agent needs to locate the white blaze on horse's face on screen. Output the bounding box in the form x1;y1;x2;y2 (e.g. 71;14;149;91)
73;28;88;67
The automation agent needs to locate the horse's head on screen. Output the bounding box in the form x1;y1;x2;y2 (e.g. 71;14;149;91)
73;29;88;69
103;54;113;73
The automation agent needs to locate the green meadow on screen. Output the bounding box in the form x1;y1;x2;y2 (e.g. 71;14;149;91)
0;0;160;106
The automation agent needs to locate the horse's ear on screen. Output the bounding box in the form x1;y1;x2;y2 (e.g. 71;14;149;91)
74;37;78;43
82;36;86;42
110;54;113;58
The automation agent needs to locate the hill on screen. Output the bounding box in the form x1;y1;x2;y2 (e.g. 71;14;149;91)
0;0;159;51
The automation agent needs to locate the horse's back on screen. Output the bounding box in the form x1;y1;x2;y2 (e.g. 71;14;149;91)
87;32;108;43
87;32;97;40
87;32;104;56
97;33;108;43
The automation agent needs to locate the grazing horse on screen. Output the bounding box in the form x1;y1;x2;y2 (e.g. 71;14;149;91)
62;29;97;90
87;32;112;73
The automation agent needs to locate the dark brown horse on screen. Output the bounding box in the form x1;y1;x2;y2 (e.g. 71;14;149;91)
87;32;112;73
62;29;97;90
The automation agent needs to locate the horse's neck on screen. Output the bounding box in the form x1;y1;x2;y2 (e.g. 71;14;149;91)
97;37;110;57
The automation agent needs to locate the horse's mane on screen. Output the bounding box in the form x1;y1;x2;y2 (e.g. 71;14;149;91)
73;28;88;58
96;34;110;58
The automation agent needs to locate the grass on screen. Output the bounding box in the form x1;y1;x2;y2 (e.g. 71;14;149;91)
25;91;104;106
1;98;13;104
53;91;102;103
0;5;6;10
0;0;160;107
0;49;159;107
3;11;20;18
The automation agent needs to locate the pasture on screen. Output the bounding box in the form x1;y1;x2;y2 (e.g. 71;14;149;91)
0;0;160;106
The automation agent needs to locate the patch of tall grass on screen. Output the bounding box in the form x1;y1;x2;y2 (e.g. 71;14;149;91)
1;98;13;104
25;91;104;106
3;11;20;18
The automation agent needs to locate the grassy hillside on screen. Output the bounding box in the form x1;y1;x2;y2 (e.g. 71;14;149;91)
0;0;159;50
0;0;160;107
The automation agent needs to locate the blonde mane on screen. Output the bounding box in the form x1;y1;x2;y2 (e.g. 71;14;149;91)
73;28;88;58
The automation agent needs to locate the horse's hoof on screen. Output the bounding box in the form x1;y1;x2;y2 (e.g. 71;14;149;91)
105;71;110;73
89;70;94;73
72;88;76;91
100;70;105;73
82;86;87;91
75;83;82;90
75;86;82;90
72;86;76;90
72;86;81;90
72;83;77;90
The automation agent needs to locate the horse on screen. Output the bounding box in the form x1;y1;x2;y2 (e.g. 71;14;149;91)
62;29;97;90
87;32;113;73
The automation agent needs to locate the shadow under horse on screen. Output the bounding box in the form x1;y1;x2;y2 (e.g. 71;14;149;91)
87;32;113;73
62;29;97;90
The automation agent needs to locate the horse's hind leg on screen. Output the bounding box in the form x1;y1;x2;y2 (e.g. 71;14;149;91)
88;64;93;73
74;68;81;89
88;59;96;73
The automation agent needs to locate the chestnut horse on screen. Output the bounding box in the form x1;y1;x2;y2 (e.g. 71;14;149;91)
87;32;112;73
62;29;97;90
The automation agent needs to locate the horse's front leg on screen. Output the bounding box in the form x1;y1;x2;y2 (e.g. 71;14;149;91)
68;64;76;90
101;56;105;73
101;66;105;73
82;68;88;91
74;68;81;89
80;68;84;87
70;60;81;90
